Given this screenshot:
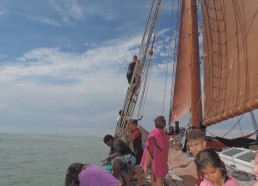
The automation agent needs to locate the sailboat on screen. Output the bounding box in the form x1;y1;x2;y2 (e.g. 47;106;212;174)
115;0;258;185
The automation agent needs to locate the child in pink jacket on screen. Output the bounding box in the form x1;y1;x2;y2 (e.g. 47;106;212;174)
195;149;239;186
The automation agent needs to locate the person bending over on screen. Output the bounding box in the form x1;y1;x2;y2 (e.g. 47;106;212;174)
65;163;121;186
103;135;136;186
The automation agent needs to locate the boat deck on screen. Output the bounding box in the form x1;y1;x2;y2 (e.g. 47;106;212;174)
226;167;255;186
130;163;184;186
164;164;184;186
167;147;256;186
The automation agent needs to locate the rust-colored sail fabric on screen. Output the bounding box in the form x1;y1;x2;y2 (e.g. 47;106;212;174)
202;0;258;126
170;0;190;124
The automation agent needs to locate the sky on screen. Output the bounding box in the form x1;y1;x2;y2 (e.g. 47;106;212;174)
0;0;256;138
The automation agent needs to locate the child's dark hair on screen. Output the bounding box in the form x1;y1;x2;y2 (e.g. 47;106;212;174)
103;134;114;143
65;163;86;186
195;149;229;183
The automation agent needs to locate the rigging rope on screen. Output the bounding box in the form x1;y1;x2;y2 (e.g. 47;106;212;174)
237;116;243;136
250;111;258;136
115;0;163;139
161;0;180;116
201;1;258;121
221;114;244;138
135;0;163;117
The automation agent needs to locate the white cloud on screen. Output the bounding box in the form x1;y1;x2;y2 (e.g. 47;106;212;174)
47;0;84;25
48;0;114;25
36;17;61;26
1;35;142;85
0;34;157;136
0;11;253;139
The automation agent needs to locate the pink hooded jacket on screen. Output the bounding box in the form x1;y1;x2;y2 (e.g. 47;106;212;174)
141;128;169;178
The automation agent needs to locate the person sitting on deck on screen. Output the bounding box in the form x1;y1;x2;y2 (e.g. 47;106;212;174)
65;163;121;186
102;134;136;186
141;115;169;186
186;128;207;156
186;128;207;185
127;116;144;186
252;152;258;186
195;149;239;186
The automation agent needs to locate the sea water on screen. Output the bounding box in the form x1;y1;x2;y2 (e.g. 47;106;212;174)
0;133;109;186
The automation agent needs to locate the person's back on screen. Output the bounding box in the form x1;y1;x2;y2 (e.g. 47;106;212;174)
141;115;169;186
79;164;121;186
148;126;169;177
65;163;121;186
113;138;134;155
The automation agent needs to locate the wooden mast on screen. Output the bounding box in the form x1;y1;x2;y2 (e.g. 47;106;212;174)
188;0;202;128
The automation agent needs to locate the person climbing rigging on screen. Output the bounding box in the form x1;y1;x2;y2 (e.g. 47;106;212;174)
126;55;141;94
126;55;138;85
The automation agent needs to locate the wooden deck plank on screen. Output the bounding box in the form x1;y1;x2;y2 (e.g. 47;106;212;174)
164;164;184;186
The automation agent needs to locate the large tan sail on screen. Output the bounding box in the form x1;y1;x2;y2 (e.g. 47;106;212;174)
202;0;258;126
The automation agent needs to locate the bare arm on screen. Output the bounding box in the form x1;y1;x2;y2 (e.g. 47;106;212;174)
107;152;121;160
102;152;121;164
143;150;152;176
109;149;115;156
